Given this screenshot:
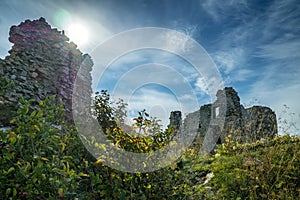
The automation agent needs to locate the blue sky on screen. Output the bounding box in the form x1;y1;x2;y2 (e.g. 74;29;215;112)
0;0;299;133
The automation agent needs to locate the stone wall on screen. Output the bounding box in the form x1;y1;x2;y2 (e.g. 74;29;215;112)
0;18;93;126
183;104;211;139
168;111;182;130
169;87;278;153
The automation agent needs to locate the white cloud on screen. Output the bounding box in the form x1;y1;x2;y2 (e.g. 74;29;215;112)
201;0;300;135
119;87;199;129
261;0;300;40
233;69;253;82
257;40;300;61
243;82;300;135
201;0;249;22
2;0;299;135
170;20;198;38
195;77;208;93
213;48;245;74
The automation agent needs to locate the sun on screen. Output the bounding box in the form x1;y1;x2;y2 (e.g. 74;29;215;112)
66;23;89;46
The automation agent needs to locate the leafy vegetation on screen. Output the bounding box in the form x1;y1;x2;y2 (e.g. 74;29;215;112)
0;89;299;199
196;135;300;199
0;77;14;95
93;90;173;153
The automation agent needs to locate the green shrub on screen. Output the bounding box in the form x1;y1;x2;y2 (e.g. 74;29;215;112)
0;96;86;199
201;135;300;199
0;94;196;199
1;90;299;199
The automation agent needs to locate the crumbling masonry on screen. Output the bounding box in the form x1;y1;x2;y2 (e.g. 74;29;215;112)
169;87;278;153
0;18;93;126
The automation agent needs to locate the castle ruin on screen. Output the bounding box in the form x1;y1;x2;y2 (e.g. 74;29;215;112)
0;19;278;154
170;87;278;153
0;18;93;126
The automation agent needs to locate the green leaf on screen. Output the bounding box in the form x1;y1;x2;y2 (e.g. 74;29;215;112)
7;167;15;174
13;188;17;197
6;188;11;197
100;144;106;151
60;142;66;152
79;172;89;177
30;110;37;117
58;188;63;195
36;110;43;118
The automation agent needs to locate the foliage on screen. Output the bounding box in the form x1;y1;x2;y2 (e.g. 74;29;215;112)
199;135;300;200
0;92;190;199
0;96;83;199
94;90;117;132
132;109;162;135
0;77;14;95
93;90;172;153
1;89;299;199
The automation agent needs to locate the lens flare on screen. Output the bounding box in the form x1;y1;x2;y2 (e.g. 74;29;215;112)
66;23;89;46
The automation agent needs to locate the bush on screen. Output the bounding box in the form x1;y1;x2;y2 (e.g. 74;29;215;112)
0;96;83;199
0;94;195;199
1;90;299;199
201;135;300;199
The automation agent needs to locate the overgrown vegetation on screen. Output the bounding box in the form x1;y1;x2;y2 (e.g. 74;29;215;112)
0;89;299;199
93;90;173;153
196;135;300;199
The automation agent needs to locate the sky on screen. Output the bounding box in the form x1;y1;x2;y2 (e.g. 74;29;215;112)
0;0;299;134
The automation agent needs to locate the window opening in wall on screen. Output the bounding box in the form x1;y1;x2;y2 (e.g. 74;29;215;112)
215;107;220;118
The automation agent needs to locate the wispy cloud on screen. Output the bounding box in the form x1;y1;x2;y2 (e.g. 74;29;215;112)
257;40;300;61
170;20;199;39
116;86;200;128
201;0;249;22
1;0;299;133
92;47;207;127
213;48;245;74
228;0;300;132
253;0;300;88
199;0;300;133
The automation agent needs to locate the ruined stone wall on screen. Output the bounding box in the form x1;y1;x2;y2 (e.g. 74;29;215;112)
0;18;93;126
168;111;182;130
169;87;278;152
182;104;211;141
243;106;278;143
216;87;277;144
